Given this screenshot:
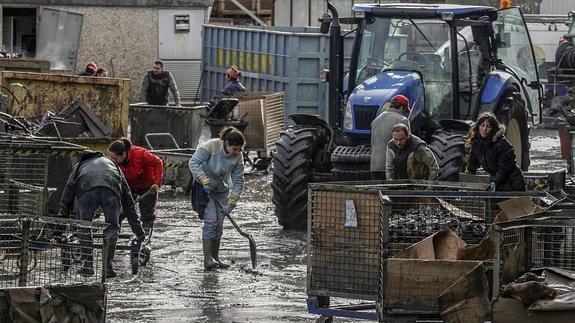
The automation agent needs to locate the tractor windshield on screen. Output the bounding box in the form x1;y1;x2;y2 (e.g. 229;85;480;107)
355;17;454;120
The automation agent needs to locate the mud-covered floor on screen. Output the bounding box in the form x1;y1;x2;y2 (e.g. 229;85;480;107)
106;127;566;323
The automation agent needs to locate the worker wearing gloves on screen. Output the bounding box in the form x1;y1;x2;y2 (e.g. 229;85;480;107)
221;66;246;96
370;95;411;180
139;60;182;107
189;126;245;270
59;150;146;278
465;112;525;191
108;137;164;238
386;124;439;180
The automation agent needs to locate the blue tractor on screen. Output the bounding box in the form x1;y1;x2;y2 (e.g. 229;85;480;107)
272;2;542;229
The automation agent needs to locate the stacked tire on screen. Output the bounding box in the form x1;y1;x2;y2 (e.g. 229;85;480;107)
330;145;372;181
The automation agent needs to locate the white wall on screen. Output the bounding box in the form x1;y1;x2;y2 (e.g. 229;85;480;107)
274;0;383;27
540;0;575;15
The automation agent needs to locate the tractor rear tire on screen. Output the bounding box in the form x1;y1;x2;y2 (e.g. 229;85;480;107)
429;130;466;181
496;92;530;171
272;127;320;230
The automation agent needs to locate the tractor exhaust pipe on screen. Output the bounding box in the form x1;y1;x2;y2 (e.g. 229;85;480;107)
326;1;344;130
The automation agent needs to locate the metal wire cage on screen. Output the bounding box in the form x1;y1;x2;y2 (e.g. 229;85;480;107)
376;191;553;320
0;134;84;218
492;214;575;299
0;216;109;287
306;180;488;301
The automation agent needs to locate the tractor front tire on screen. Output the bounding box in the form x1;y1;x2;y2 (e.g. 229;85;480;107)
429;130;466;181
272;127;319;230
496;92;530;171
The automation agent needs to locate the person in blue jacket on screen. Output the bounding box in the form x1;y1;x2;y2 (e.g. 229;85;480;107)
221;66;246;96
189;126;245;270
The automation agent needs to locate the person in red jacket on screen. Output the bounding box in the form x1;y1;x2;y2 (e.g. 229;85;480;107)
108;137;163;235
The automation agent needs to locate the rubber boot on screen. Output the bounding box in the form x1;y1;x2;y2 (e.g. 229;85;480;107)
105;238;118;278
213;240;229;269
203;240;219;270
79;240;94;276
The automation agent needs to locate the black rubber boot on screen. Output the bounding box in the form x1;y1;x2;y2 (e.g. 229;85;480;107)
105;238;118;278
203;240;219;270
79;240;94;276
213;240;229;269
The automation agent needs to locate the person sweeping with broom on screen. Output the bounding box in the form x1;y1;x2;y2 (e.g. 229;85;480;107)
189;126;245;270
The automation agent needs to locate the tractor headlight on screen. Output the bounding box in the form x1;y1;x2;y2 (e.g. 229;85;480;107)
343;100;353;130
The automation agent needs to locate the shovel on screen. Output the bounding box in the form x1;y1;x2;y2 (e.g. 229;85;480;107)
210;193;257;269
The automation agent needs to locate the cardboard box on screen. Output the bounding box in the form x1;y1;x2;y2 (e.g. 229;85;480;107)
493;297;575;322
438;263;490;323
385;259;482;313
393;229;467;260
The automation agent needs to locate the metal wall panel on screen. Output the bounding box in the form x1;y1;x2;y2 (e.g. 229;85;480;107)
274;0;381;27
159;9;205;60
163;60;202;102
202;25;355;121
36;8;82;74
540;0;575;14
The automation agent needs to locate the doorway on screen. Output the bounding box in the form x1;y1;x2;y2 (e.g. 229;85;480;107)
2;7;37;58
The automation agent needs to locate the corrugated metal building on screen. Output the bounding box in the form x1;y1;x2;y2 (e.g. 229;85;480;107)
0;0;212;102
540;0;575;14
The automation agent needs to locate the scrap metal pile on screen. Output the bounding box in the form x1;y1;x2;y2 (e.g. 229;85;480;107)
389;205;487;244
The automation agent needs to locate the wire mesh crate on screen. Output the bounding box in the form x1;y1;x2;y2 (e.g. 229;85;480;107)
492;214;575;298
0;216;108;287
306;180;488;301
0;134;84;217
376;191;553;320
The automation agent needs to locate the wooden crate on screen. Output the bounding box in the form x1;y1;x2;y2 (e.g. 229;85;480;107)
236;92;284;156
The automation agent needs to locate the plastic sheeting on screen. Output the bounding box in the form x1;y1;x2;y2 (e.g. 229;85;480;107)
1;284;106;323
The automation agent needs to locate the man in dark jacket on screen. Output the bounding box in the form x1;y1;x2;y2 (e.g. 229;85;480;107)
385;124;439;180
139;60;181;107
59;150;146;278
556;36;575;68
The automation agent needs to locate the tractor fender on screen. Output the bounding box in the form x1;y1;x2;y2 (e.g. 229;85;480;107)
289;114;330;129
478;71;521;106
288;113;335;151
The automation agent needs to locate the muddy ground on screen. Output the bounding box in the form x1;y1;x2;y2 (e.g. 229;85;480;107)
106;127;566;323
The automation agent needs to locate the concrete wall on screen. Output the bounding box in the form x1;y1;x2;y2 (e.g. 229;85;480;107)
46;5;158;102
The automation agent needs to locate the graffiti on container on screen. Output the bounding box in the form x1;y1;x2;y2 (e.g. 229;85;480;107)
217;49;274;75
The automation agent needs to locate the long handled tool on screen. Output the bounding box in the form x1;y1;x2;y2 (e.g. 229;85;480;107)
210;193;257;269
130;188;156;274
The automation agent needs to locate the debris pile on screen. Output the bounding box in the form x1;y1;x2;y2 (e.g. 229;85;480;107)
389;205;487;244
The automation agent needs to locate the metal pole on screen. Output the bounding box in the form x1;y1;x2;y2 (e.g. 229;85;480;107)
18;219;31;287
492;226;502;300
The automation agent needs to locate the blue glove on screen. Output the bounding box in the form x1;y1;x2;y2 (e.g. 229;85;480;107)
487;181;496;192
221;204;236;216
202;184;211;195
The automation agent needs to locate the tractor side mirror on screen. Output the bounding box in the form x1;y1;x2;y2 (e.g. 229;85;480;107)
320;69;330;82
320;13;331;34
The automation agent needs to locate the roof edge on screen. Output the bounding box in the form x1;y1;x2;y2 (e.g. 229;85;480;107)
1;0;213;7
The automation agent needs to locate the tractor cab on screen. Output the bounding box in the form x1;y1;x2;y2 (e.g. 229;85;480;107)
344;4;541;147
271;2;542;230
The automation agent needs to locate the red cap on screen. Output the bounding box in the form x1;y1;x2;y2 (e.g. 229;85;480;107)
391;95;410;109
85;62;97;73
227;66;241;79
